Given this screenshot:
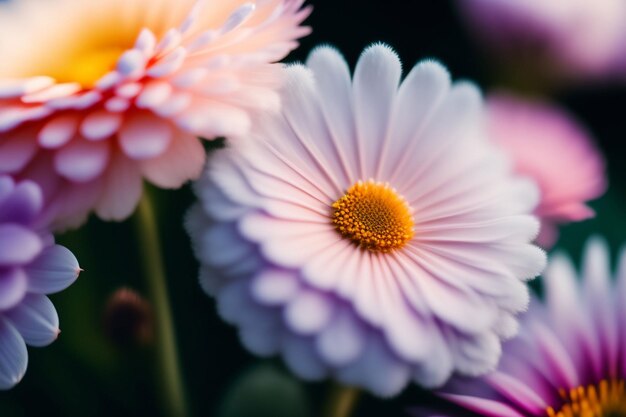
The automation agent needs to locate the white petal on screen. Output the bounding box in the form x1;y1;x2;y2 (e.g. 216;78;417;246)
353;44;402;176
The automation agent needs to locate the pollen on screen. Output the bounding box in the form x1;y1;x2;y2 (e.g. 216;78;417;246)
546;379;626;417
331;180;414;253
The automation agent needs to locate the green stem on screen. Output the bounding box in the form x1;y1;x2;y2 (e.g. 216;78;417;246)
323;384;361;417
136;193;188;417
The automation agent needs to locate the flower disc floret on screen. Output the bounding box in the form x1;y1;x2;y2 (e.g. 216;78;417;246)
332;180;414;252
547;379;626;417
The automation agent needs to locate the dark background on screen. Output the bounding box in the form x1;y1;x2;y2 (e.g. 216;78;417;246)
1;0;626;416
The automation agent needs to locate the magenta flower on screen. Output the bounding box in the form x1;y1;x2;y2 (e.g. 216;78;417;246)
187;44;545;397
486;93;607;248
411;237;626;417
0;0;311;229
0;175;80;389
456;0;626;83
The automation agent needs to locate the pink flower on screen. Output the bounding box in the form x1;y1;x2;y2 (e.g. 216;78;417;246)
411;237;626;417
486;93;607;248
0;0;311;229
187;44;545;397
456;0;626;84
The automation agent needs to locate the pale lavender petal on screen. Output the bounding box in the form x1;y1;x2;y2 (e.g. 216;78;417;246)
5;294;59;347
25;245;80;294
0;269;27;311
0;317;27;390
0;225;42;266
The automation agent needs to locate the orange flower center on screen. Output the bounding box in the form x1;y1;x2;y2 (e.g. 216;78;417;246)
331;180;414;253
52;47;126;88
546;380;626;417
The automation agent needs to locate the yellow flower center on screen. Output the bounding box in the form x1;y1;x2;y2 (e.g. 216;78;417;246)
546;380;626;417
51;47;126;88
331;180;414;253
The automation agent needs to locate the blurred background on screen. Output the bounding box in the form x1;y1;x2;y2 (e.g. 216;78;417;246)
2;0;626;416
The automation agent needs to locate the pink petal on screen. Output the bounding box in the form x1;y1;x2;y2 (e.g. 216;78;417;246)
119;112;173;160
139;133;205;188
54;139;111;182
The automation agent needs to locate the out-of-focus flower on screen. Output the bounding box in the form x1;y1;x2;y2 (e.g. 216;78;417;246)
486;93;606;248
0;0;311;229
103;287;153;348
186;44;545;397
0;175;80;389
456;0;626;85
411;237;626;417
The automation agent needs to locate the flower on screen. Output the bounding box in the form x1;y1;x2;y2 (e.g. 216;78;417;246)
0;175;80;389
411;237;626;417
0;0;311;229
186;44;546;397
486;93;606;248
456;0;626;84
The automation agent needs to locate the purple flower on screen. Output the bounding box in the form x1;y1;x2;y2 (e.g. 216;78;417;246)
0;175;80;389
456;0;626;84
187;45;544;397
411;237;626;417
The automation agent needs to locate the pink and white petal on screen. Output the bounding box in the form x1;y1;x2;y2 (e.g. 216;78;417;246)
353;44;402;176
277;64;347;194
140;133;205;188
118;112;173;160
383;60;450;182
394;82;484;194
25;244;80;294
400;248;501;333
95;153;143;221
54;138;111;183
38;113;80;148
0;268;28;311
306;46;358;181
80;110;123;141
175;102;250;139
5;294;59;347
0;317;28;390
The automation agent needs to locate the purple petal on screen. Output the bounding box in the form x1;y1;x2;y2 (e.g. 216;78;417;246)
25;245;80;294
5;294;59;347
0;225;42;266
0;269;27;310
0;180;43;225
0;177;15;204
0;316;27;390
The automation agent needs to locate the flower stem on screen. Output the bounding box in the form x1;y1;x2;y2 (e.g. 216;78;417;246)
136;192;188;417
323;384;361;417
